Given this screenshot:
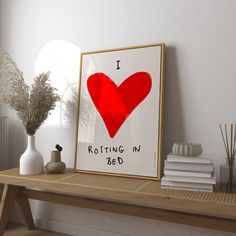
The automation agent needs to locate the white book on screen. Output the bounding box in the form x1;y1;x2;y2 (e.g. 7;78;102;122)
162;175;216;184
164;169;212;178
167;153;212;164
161;185;213;192
161;179;213;190
164;160;214;173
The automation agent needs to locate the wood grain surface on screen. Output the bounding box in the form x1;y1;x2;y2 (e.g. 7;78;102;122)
0;168;236;233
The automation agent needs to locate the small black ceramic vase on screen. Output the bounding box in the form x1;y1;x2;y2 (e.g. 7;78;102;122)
46;145;66;173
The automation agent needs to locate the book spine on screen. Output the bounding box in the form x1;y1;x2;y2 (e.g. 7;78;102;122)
164;170;212;178
164;162;214;172
162;175;216;184
161;186;213;192
161;179;213;189
167;154;211;164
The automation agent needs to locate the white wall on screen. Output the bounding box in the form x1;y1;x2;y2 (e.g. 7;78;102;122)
1;0;236;235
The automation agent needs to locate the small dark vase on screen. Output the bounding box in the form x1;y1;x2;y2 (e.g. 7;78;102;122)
46;151;66;173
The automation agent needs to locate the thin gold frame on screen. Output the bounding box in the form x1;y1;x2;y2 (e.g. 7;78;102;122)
74;43;165;180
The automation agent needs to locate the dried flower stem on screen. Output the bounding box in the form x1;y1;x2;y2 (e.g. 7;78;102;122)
0;49;60;135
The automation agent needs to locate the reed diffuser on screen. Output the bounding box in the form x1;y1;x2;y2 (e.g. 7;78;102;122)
219;124;236;192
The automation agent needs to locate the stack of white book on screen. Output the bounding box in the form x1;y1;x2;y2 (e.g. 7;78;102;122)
161;153;216;192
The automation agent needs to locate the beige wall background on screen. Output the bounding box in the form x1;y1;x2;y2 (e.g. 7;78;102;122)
1;0;236;235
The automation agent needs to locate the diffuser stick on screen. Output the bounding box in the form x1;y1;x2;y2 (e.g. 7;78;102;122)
231;124;233;158
233;124;236;157
220;124;229;158
225;124;230;159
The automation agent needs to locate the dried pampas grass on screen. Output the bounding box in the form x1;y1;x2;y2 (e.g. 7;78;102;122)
0;49;60;135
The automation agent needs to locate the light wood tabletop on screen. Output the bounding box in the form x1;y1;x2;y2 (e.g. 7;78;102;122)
0;168;236;235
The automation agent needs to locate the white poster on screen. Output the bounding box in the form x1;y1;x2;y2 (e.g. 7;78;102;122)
75;44;164;179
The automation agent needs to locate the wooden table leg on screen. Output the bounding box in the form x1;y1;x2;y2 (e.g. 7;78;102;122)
16;188;35;230
0;185;18;236
0;185;35;236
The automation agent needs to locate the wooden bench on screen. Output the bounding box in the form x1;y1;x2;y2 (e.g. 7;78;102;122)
0;168;236;235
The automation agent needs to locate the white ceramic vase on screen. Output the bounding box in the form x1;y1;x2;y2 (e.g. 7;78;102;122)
20;135;44;175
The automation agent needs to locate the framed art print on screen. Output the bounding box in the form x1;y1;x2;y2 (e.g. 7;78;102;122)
74;43;165;179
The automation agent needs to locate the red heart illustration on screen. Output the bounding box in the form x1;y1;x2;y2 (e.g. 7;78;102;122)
87;72;152;138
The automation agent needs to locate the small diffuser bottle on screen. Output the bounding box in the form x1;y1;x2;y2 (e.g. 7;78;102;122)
46;145;66;173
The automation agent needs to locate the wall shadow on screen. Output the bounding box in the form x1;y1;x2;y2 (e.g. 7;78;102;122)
8;112;27;168
0;105;26;169
163;46;186;159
